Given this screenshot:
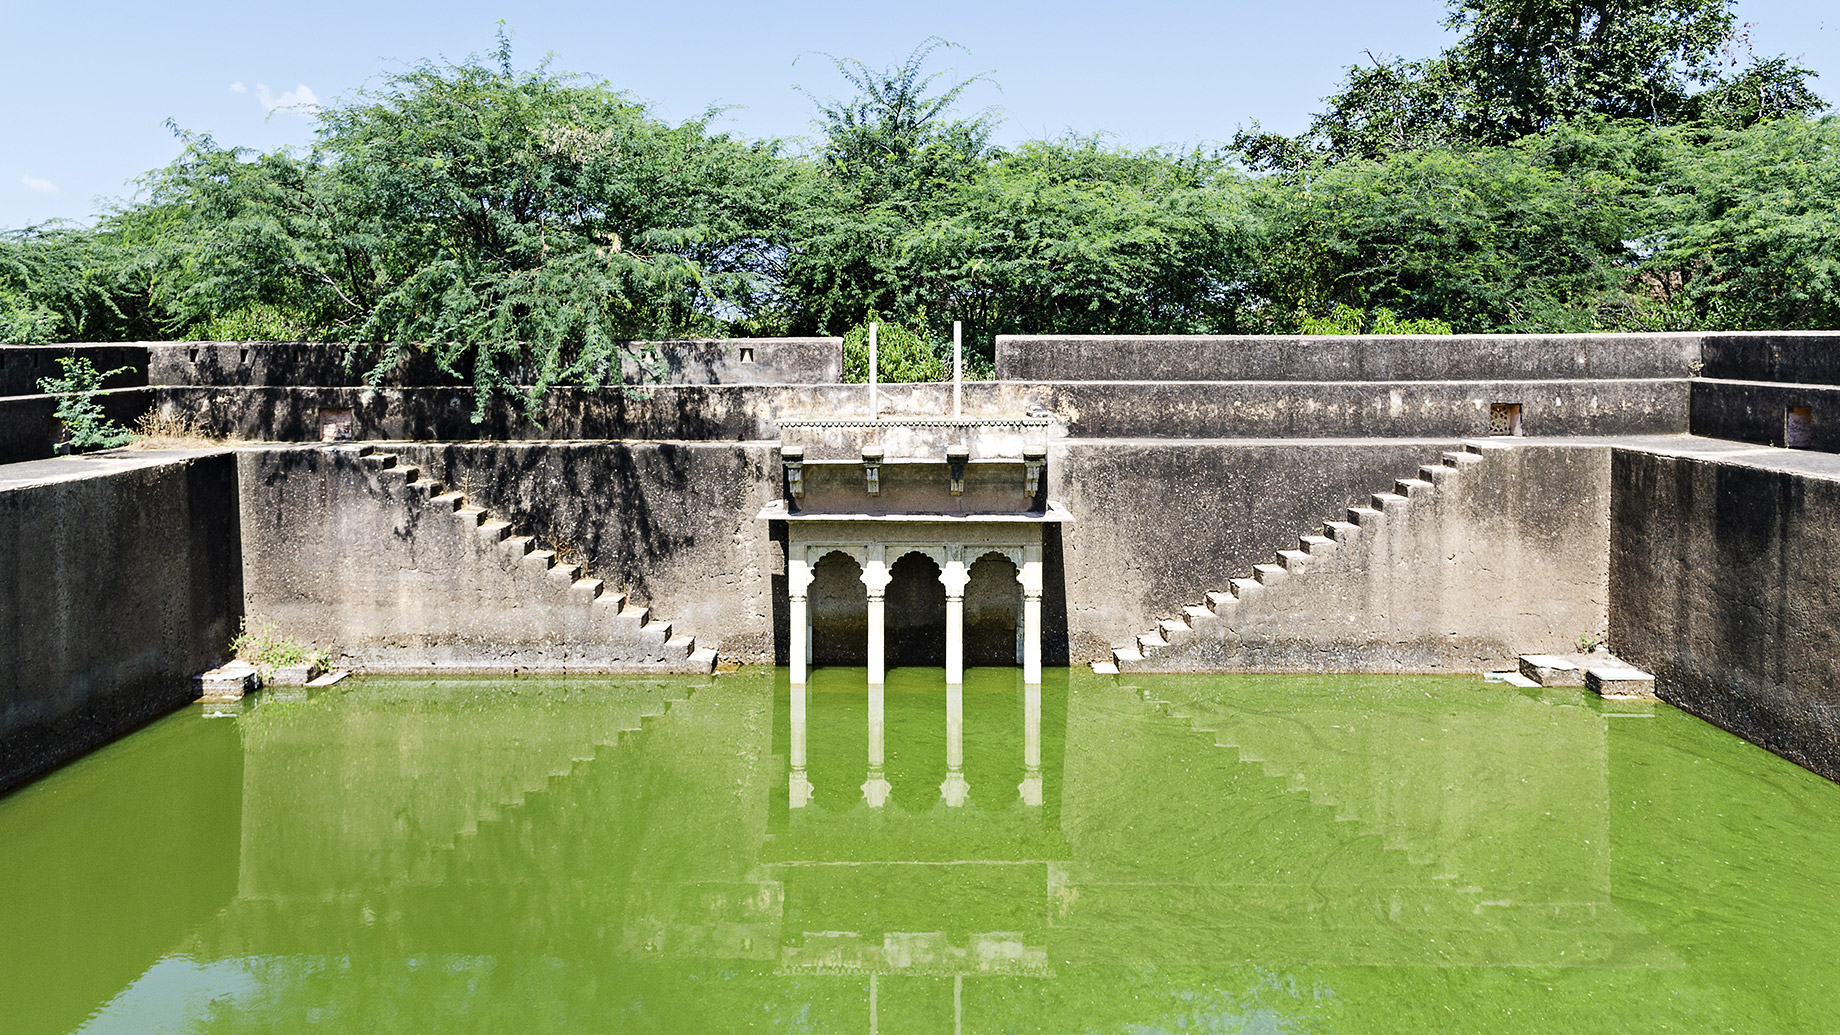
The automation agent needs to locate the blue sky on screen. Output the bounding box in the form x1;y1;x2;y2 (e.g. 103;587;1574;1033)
5;0;1836;229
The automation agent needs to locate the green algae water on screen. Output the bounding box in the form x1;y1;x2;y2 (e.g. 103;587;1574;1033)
4;668;1839;1033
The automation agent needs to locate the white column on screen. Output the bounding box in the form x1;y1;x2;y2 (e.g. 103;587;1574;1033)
1019;681;1042;806
1019;544;1044;685
789;550;813;685
863;681;891;807
861;545;891;685
952;321;963;419
868;323;879;421
941;682;969;806
939;546;969;685
789;681;813;808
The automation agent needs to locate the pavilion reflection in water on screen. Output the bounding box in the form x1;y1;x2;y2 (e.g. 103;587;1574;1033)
788;672;1043;810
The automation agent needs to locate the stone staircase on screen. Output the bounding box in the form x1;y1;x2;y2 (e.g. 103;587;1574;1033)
355;446;717;673
1100;440;1513;674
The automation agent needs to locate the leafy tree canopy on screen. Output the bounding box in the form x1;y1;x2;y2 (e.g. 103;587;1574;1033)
4;16;1840;396
1235;0;1827;169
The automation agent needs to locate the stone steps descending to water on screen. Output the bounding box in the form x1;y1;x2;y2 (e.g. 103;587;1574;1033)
1101;440;1513;673
355;447;715;673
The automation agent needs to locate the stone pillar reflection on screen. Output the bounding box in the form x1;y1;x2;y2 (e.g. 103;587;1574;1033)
789;551;813;685
1019;543;1044;685
863;682;891;808
862;545;891;686
940;547;969;686
941;682;969;806
1019;681;1042;806
789;681;813;808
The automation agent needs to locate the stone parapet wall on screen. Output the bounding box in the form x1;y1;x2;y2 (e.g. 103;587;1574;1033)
0;388;150;465
0;345;148;398
147;377;1689;445
141;338;844;388
1696;331;1840;385
1689;379;1840;450
1609;442;1840;781
0;450;242;794
996;333;1708;383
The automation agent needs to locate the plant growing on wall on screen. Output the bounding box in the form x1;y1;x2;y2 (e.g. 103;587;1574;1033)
229;618;332;677
35;356;135;451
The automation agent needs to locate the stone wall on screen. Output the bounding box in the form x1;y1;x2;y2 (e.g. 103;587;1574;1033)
151;376;1691;445
1609;443;1840;781
146;338;844;387
0;389;152;465
239;443;783;665
1122;442;1614;672
1052;440;1467;652
1689;380;1840;451
0;345;148;397
1696;331;1840;384
996;333;1703;382
0;450;242;794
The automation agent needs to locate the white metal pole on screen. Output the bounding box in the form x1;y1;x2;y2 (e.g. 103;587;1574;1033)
953;321;963;418
869;322;879;421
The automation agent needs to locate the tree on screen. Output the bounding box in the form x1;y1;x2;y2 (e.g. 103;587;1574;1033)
105;30;806;417
781;38;997;336
902;138;1261;351
1236;0;1826;168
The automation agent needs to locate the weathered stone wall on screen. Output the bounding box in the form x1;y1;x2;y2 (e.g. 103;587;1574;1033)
234;438;1620;671
239;443;784;665
1051;439;1466;652
0;451;242;794
0;345;149;397
1124;442;1614;672
1696;331;1840;384
152;376;1690;445
1609;444;1840;781
145;338;843;387
996;333;1704;382
1689;380;1840;451
0;389;152;465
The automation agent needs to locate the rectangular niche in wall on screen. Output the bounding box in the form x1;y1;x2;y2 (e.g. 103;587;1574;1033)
318;407;355;442
1786;406;1814;448
1489;402;1523;436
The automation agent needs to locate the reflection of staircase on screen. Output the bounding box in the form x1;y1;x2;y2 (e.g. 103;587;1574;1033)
452;683;687;838
1104;441;1511;673
1054;685;1675;970
358;447;715;673
1142;686;1441;868
429;684;689;877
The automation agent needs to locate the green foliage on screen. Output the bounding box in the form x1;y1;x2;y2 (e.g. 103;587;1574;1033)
230;618;332;675
901;139;1261;361
783;38;997;338
5;21;1840;387
1238;0;1827;168
35;357;136;450
1298;304;1454;335
841;317;946;383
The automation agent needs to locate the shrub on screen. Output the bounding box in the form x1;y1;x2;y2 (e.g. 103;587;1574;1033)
230;618;332;676
36;356;136;451
842;317;947;383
